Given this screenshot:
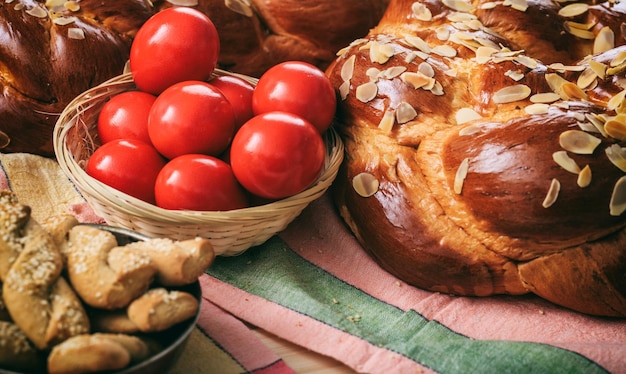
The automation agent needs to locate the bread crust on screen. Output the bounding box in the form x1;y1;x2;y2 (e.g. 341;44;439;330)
327;0;626;316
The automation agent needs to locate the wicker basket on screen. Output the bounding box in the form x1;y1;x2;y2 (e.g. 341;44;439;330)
53;71;344;256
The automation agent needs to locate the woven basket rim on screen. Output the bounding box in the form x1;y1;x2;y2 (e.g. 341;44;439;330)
53;71;344;226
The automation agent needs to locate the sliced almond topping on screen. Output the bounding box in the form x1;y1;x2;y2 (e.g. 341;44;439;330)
458;124;482;136
559;130;601;154
63;1;80;11
436;26;451;41
369;42;395;64
456;107;482;124
403;35;431;54
412;2;433;21
26;6;48;18
585;113;608;137
561;81;588;100
352;173;380;198
170;0;200;6
545;73;570;100
525;103;550;115
593;26;615;55
514;55;538;69
609;176;626;216
547;63;585;72
558;3;589;17
52;16;76;25
508;0;529;11
431;45;457;58
445;68;458;77
492;84;531;104
577;165;592;188
355;82;378;103
366;67;382;82
565;20;596;30
564;22;596;40
542;178;560;208
605;144;626;172
577;67;598;89
604;116;626;141
475;46;499;64
339;80;350;101
480;2;498;9
607;89;626;111
504;70;525;81
530;92;561;103
401;71;435;89
382;66;407;80
417;62;435;78
430;81;445;96
67;27;85;40
378;108;396;133
442;0;473;12
454;158;470;194
341;55;356;82
395;102;418;124
552;150;580;174
610;51;626;68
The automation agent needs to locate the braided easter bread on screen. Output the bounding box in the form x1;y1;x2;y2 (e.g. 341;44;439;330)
326;0;626;317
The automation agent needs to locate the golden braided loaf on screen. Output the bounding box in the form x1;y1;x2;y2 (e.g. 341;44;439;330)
326;0;626;317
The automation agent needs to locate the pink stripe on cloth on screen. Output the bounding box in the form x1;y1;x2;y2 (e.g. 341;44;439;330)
201;274;434;374
199;275;296;374
279;193;626;374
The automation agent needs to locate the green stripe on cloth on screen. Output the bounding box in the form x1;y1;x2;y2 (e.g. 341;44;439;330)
206;236;608;374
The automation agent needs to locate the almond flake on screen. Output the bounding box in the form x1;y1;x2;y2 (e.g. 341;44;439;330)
223;0;252;16
547;63;585;72
412;2;433;21
64;1;80;11
585;113;609;137
378;108;396;133
559;130;601;154
369;42;395;64
508;0;528;11
401;71;434;89
403;35;431;54
382;66;408;80
492;84;531;104
577;67;598;89
454;158;470;194
545;73;571;100
26;6;47;18
341;55;356;82
52;16;76;25
577;165;592;188
542;178;560;208
418;62;435;78
609;176;626;216
480;2;498;9
442;0;473;12
552;150;580;173
339;80;350;100
514;55;538;69
431;45;457;58
607;89;626;111
605;144;626;172
458;124;482;136
355;82;378;102
604;116;626;140
455;107;482;124
505;70;525;81
475;46;499;64
558;3;589;17
525;103;550;115
430;81;445;95
561;81;588;100
593;26;615;55
436;26;451;41
610;51;626;67
67;27;85;40
396;102;418;124
366;67;382;81
530;92;561;103
589;60;606;79
352;173;379;197
564;22;596;40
